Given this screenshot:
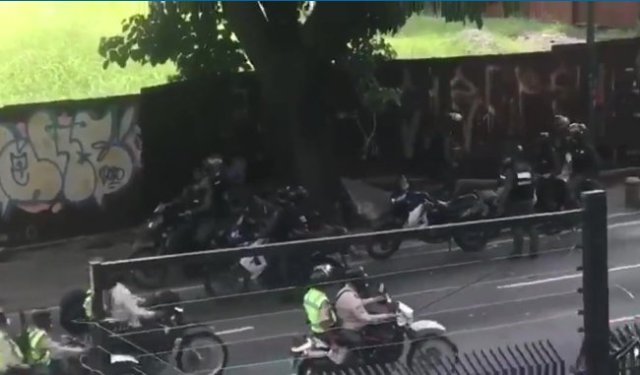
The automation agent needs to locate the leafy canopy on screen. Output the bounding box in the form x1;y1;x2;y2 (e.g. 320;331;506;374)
99;1;510;81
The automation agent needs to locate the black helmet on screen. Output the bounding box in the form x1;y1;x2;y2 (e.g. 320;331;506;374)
309;264;338;287
31;309;52;329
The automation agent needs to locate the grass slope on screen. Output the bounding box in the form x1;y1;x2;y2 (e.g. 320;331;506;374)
0;2;638;107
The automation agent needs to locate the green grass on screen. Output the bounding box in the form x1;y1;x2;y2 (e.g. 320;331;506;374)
0;2;639;107
0;1;175;107
387;15;640;59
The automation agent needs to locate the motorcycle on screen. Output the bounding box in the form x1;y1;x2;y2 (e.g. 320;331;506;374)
128;198;195;289
60;290;228;375
366;190;494;260
204;203;349;296
128;193;273;290
201;211;349;296
290;283;458;374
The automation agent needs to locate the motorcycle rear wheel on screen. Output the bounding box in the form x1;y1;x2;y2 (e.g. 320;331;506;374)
176;331;229;375
407;335;458;371
365;240;402;260
128;246;168;289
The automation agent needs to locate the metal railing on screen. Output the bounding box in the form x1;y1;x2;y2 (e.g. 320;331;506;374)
318;340;565;375
87;190;609;375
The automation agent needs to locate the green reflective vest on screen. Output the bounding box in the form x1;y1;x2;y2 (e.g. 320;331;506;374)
26;327;51;366
303;288;332;334
83;289;93;320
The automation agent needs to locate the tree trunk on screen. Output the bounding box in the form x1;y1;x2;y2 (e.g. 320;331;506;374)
259;53;340;211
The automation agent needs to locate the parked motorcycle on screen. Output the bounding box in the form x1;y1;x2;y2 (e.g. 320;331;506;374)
290;283;458;374
366;190;495;260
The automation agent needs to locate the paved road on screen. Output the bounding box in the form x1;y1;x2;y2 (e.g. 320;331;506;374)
1;187;640;374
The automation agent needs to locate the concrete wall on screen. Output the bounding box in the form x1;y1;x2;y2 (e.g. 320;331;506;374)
0;95;143;244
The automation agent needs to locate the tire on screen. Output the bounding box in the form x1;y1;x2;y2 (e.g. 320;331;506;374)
176;331;229;375
406;335;458;372
453;230;487;252
128;246;167;289
59;289;90;336
366;239;402;260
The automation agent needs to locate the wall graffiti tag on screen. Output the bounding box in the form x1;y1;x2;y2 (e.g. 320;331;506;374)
0;106;142;216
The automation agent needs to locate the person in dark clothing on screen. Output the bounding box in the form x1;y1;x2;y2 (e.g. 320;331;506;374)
185;155;232;249
563;123;601;208
259;185;314;286
496;145;539;258
532;132;564;212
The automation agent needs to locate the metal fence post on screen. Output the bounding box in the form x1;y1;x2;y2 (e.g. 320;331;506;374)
581;190;610;375
89;260;107;320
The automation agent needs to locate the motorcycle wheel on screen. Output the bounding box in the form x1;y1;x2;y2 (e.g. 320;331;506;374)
59;289;90;336
406;335;458;371
365;240;401;260
128;246;168;289
453;230;487;252
176;331;229;375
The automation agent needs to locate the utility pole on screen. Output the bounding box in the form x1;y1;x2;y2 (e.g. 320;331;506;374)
586;2;597;132
581;190;610;375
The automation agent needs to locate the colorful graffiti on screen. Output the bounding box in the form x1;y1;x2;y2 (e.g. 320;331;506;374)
0;106;142;216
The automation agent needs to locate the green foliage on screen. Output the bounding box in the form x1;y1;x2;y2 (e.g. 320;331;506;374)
99;2;250;80
340;36;401;114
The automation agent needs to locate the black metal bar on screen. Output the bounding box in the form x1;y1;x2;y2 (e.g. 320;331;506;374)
97;209;582;272
89;260;106;320
586;1;597;135
581;190;610;375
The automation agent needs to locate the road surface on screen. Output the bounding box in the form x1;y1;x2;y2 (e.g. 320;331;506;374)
1;187;639;374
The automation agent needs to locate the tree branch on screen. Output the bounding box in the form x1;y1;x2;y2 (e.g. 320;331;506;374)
222;2;274;71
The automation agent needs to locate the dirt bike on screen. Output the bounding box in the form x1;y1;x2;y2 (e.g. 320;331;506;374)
366;190;495;260
290;283;458;374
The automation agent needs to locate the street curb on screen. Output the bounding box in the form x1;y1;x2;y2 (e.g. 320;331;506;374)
0;228;136;261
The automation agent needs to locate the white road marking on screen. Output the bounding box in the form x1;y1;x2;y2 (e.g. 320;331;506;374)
418;290;575;317
447;311;576;337
497;263;640;289
614;284;636;300
215;326;255;336
611;315;640;324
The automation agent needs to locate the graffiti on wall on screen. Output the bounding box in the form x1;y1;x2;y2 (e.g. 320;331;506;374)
0;106;142;216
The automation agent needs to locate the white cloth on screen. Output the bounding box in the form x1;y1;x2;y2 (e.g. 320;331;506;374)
107;283;155;327
0;330;23;371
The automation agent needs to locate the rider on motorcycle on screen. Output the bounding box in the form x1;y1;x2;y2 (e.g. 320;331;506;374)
258;185;314;286
334;268;395;348
303;264;339;344
564;123;601;207
185;155;232;249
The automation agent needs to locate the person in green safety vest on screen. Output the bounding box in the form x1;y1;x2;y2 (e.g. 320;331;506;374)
25;310;85;375
303;264;340;343
0;307;27;374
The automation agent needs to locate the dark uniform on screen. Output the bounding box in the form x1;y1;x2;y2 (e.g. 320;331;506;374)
498;153;539;257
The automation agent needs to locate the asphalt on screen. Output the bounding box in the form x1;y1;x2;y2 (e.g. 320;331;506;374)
2;185;640;375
